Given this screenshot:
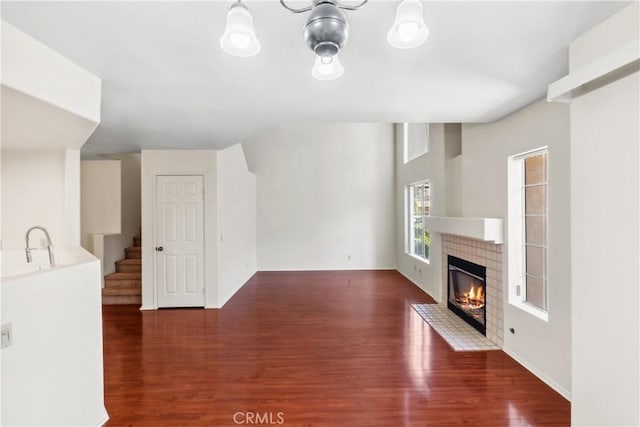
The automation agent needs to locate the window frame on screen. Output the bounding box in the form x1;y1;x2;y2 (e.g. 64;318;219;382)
507;147;549;321
405;180;431;262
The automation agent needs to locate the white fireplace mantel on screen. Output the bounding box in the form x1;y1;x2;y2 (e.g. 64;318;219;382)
426;216;504;244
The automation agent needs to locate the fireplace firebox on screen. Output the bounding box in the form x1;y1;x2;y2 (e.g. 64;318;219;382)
447;255;487;335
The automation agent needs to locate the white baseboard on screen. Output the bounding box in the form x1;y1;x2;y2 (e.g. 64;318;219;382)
503;346;572;401
396;269;439;302
96;409;109;426
256;267;397;272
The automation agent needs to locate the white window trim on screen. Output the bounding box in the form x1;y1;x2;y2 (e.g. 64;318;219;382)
405;180;431;263
403;123;429;164
507;147;549;322
405;184;413;254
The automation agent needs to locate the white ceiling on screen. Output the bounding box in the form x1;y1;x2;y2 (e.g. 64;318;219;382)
2;1;629;155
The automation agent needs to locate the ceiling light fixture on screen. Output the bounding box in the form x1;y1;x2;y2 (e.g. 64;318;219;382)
220;1;261;57
280;0;367;80
387;0;429;49
220;0;428;78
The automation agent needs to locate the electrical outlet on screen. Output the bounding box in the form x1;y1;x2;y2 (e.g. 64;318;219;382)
1;323;12;350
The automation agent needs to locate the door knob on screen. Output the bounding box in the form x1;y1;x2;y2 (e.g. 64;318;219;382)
155;246;164;252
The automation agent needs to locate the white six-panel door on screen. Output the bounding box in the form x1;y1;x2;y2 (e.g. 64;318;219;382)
155;175;205;307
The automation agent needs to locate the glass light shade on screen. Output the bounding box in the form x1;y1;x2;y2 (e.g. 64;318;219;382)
312;54;344;80
220;3;261;57
387;0;429;49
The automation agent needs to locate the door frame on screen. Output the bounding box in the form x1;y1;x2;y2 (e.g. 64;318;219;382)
153;174;206;308
140;151;219;311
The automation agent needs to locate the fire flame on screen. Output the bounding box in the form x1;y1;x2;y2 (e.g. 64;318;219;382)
468;285;484;302
464;285;485;309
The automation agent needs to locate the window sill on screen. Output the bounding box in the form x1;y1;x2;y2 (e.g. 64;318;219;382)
510;300;549;322
406;252;430;265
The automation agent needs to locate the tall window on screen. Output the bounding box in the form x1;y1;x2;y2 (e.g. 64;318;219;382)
508;148;548;320
403;123;429;163
407;181;430;260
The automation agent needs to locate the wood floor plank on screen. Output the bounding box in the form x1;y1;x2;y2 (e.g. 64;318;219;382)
102;270;569;426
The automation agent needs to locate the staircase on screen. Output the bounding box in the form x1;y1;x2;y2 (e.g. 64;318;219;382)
102;236;142;305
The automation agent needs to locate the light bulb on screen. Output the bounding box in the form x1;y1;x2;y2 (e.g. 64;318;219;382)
398;22;419;42
220;2;261;57
312;55;344;80
230;32;251;49
321;55;333;65
387;0;429;49
316;62;334;76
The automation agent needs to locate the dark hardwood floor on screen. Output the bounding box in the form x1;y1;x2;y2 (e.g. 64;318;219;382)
102;270;569;426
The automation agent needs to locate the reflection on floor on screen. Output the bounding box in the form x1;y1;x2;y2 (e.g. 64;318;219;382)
102;270;569;426
412;303;500;351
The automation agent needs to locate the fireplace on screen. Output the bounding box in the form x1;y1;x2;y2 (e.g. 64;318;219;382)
447;255;487;335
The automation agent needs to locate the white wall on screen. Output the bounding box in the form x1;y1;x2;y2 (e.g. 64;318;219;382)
566;3;639;425
103;153;141;275
1;250;108;426
141;150;218;309
460;100;571;398
1;21;100;122
243;123;396;271
395;123;448;300
80;159;121;250
571;69;639;427
1;149;81;250
118;153;141;247
217;144;257;306
64;149;81;247
0;23;94;252
0;150;2;426
444;124;463;218
1;22;101;150
568;2;639;71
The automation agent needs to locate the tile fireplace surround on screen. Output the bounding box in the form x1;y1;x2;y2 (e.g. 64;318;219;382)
441;234;504;347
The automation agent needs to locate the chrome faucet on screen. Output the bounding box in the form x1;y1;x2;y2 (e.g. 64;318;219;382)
25;226;56;267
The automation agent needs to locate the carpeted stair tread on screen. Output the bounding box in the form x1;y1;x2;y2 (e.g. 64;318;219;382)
105;272;141;280
103;280;140;290
102;295;141;305
102;286;141;296
116;259;141;265
115;258;141;273
124;246;141;259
